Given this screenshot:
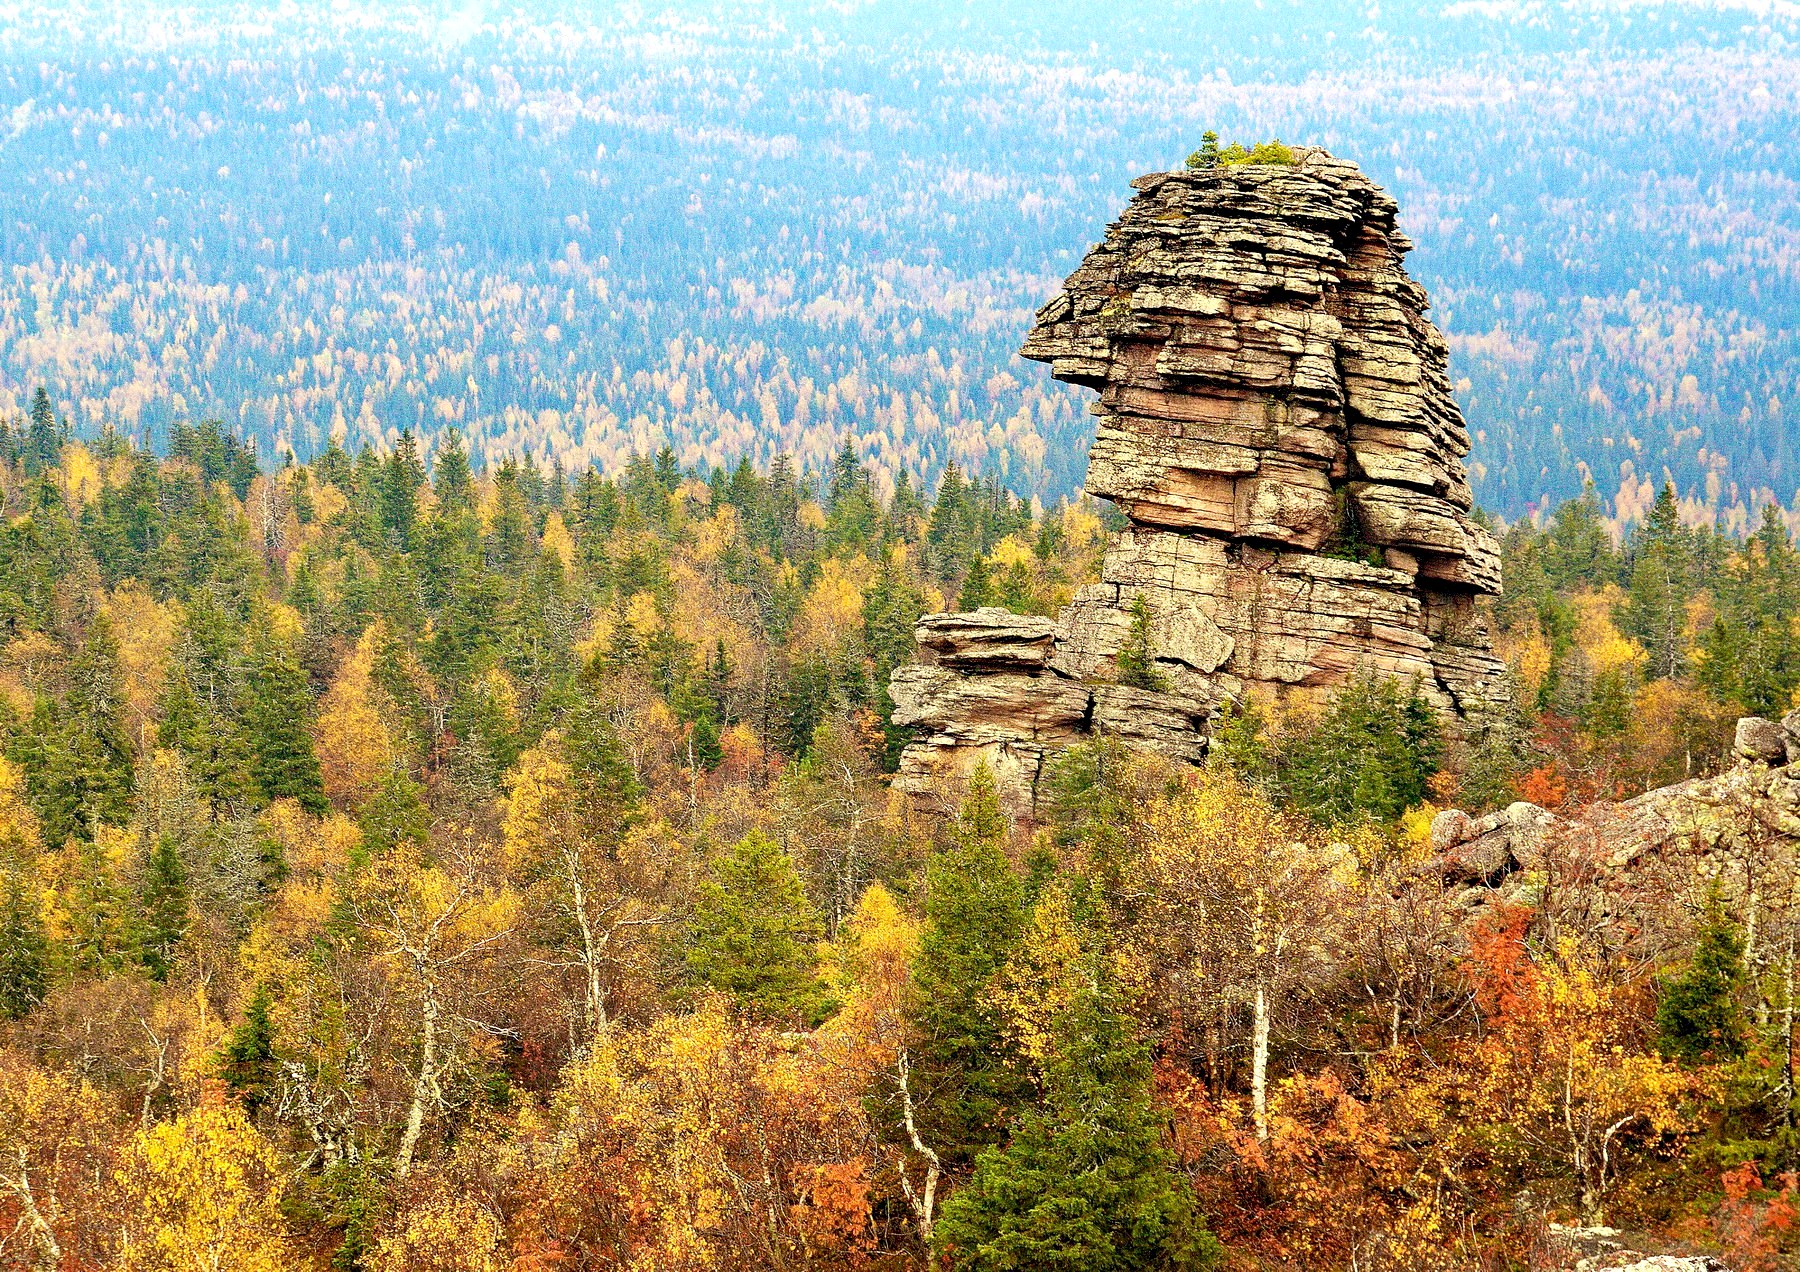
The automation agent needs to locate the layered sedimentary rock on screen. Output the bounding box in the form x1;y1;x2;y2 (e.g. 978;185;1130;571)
891;149;1508;815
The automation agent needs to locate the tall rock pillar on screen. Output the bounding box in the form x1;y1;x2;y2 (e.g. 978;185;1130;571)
891;149;1507;817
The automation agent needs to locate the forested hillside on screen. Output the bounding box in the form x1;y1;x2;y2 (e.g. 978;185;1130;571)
1;0;1797;527
2;403;1799;1267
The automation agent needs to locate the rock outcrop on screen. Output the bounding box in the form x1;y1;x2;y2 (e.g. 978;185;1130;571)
891;149;1507;815
1427;711;1800;913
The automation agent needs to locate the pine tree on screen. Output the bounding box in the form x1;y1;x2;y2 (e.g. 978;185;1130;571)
245;632;327;814
1656;889;1748;1064
1621;482;1690;680
958;555;993;611
1115;593;1170;691
140;836;189;982
219;983;280;1114
26;386;61;474
934;976;1222;1271
686;830;826;1023
904;765;1028;1164
380;429;426;548
0;870;49;1019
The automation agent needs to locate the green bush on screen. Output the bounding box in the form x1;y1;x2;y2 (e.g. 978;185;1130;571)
1186;131;1298;170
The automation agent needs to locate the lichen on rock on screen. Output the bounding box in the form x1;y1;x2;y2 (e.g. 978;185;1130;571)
891;148;1509;816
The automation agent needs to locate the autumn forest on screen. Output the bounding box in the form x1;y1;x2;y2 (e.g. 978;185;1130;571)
0;382;1794;1267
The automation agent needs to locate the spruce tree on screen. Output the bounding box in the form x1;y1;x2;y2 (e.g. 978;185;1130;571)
25;386;61;474
934;976;1221;1271
958;555;993;611
245;632;327;814
1621;481;1690;680
379;428;426;548
1115;594;1170;691
140;836;189;982
686;830;826;1023
0;870;49;1019
1656;890;1748;1064
220;983;280;1114
433;429;475;512
904;765;1028;1164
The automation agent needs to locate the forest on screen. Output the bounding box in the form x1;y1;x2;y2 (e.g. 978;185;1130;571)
1;0;1797;530
1;385;1800;1269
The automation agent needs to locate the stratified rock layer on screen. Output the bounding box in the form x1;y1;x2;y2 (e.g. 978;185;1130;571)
892;150;1507;816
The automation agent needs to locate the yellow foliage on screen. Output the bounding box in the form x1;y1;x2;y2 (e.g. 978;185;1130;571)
989;879;1088;1067
797;499;827;532
625;590;661;637
540;511;575;571
58;442;104;509
263;602;303;644
693;505;741;562
102;583;182;741
368;1195;505;1272
109;1095;292;1272
1501;623;1552;696
310;482;349;524
989;534;1035;569
1062;504;1104;549
1571;586;1646;676
795;556;871;652
0;755;41;855
313;627;397;807
1397;803;1438;850
0;631;63;717
500;734;573;867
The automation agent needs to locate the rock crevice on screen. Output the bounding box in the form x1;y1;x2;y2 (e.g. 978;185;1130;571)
892;150;1507;815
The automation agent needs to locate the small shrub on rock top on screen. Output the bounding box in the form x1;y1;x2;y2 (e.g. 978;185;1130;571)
1187;132;1298;169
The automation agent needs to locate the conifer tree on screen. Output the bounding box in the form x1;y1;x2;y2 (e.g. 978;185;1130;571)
1656;890;1748;1064
1115;593;1170;691
1621;481;1691;680
904;765;1028;1165
0;870;49;1019
433;429;475;512
25;386;61;474
245;632;327;814
219;983;280;1114
140;836;189;982
686;829;826;1023
958;555;993;611
934;975;1221;1271
379;429;426;548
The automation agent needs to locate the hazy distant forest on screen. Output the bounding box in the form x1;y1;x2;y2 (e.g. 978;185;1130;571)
1;0;1798;530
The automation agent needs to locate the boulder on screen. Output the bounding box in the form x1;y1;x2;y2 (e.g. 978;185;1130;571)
1735;715;1792;765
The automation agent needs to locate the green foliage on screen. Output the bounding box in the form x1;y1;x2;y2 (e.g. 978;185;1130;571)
686;829;827;1024
1279;674;1442;823
1039;735;1142;895
904;765;1029;1165
244;630;328;815
139;835;189;982
959;554;994;611
219;982;280;1114
0;869;49;1020
934;975;1222;1272
1114;594;1170;692
1187;130;1296;169
1657;890;1749;1065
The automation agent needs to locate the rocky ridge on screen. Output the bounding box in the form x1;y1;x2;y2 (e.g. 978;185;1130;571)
1428;712;1800;913
891;149;1508;815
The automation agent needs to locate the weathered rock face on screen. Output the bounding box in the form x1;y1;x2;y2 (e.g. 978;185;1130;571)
1428;712;1800;915
891;149;1507;815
